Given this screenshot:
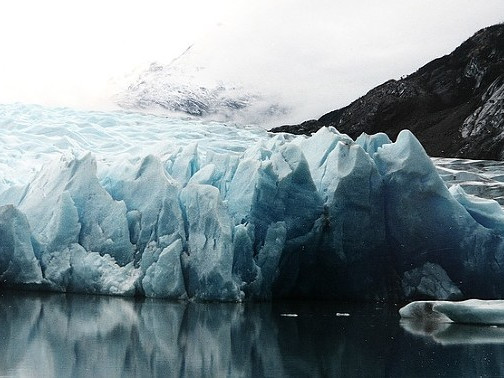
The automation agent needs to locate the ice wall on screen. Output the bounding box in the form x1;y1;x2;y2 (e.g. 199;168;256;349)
2;126;504;301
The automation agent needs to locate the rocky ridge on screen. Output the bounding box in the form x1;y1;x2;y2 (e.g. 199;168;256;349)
271;24;504;160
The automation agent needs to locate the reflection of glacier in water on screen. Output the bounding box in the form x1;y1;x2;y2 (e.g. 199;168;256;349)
401;318;504;345
3;103;504;301
0;291;391;377
2;291;504;377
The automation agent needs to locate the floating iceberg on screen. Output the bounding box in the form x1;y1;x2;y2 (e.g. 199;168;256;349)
399;299;504;325
400;300;504;345
2;104;504;301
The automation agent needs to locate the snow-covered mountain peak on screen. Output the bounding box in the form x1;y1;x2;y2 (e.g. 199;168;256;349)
116;43;290;126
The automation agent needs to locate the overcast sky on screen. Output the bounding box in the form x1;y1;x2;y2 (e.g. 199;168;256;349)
0;0;503;118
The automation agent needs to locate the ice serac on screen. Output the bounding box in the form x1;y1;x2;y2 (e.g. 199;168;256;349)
375;130;504;299
17;153;133;266
273;127;388;300
0;205;42;284
229;141;323;243
5;119;504;301
142;239;186;299
179;183;242;301
165;143;200;187
449;184;504;232
104;154;186;257
251;221;286;299
355;132;392;156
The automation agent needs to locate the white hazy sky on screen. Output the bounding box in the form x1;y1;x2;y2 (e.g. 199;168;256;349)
0;0;503;117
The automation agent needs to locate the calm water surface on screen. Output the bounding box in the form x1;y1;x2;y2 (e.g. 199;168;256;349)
1;290;504;377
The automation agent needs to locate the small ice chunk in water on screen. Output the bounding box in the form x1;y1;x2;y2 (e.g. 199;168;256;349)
399;299;504;325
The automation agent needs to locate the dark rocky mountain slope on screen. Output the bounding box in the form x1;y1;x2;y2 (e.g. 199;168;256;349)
271;24;504;160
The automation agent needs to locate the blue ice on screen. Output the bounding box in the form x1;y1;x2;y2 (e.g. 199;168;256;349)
2;105;504;301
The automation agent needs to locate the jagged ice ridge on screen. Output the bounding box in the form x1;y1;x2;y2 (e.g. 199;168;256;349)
2;105;504;301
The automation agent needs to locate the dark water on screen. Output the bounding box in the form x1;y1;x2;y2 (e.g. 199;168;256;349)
1;291;504;377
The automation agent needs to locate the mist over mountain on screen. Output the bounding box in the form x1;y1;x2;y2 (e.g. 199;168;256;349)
272;24;504;160
116;46;290;125
115;2;504;128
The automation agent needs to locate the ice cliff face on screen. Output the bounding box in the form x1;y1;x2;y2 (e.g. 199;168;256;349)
3;115;504;301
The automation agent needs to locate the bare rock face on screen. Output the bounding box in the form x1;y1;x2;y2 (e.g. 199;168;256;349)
460;75;504;158
272;24;504;160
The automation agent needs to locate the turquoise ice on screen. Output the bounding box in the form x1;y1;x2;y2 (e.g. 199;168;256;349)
2;104;504;301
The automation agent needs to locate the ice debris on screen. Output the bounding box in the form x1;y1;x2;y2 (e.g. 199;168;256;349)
399;299;504;325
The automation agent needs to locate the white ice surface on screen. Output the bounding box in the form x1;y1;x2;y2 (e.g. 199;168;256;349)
400;299;504;325
0;103;267;192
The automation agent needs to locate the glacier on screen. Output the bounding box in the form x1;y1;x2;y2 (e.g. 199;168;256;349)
2;103;504;301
